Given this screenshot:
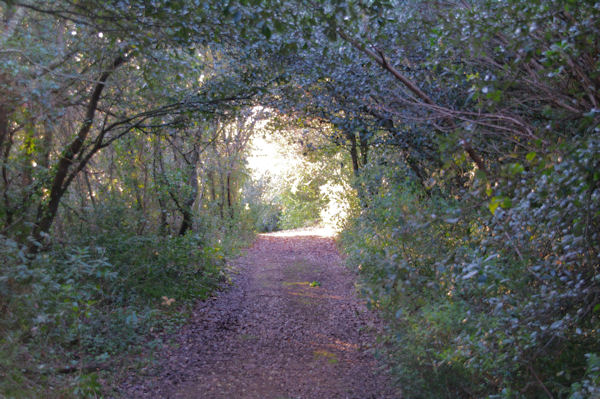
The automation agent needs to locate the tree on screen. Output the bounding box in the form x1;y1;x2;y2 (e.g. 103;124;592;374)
0;0;272;248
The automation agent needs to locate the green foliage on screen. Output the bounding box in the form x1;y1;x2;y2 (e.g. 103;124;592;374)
0;226;229;398
251;201;282;233
310;0;600;396
569;353;600;399
277;177;326;230
243;125;349;232
243;176;282;232
341;135;600;397
94;232;224;302
2;0;599;397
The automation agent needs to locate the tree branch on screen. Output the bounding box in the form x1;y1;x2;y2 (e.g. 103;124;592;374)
336;28;489;175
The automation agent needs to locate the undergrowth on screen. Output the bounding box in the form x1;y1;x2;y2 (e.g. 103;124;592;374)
0;228;247;398
340;139;600;398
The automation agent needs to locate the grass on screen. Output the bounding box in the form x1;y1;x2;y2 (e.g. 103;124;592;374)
314;349;339;365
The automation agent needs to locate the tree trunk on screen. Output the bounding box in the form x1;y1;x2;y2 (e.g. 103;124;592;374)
359;130;369;167
219;172;225;220
178;208;193;236
29;55;126;251
153;141;169;236
226;172;234;219
1;110;14;229
178;152;198;236
346;130;360;177
208;170;216;203
0;103;8;154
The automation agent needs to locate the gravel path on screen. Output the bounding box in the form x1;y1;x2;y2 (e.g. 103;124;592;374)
120;228;399;398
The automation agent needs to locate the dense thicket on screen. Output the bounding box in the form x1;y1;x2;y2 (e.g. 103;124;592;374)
1;0;599;397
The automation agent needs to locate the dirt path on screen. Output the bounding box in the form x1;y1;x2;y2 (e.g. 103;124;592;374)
121;228;398;398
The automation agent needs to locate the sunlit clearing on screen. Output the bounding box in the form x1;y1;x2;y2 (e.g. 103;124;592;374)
246;134;300;180
246;119;350;232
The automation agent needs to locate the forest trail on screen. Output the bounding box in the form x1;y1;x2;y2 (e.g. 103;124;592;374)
121;228;398;398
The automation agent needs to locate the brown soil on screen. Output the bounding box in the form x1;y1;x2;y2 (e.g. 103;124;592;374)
120;228;399;398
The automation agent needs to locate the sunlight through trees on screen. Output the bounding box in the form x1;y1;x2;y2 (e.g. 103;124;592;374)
1;0;599;397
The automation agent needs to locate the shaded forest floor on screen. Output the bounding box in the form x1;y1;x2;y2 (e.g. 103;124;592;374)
119;228;398;398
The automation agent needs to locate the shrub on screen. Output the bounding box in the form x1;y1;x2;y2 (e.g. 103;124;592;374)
341;139;600;398
0;229;228;398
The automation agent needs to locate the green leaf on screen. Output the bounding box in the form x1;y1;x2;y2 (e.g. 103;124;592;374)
489;196;511;214
508;162;525;175
325;27;338;42
489;197;501;215
475;169;487;182
261;24;272;39
273;19;286;33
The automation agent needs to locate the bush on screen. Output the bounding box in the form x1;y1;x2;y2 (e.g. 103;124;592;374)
0;230;228;398
340;139;600;398
94;232;225;301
